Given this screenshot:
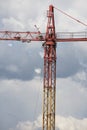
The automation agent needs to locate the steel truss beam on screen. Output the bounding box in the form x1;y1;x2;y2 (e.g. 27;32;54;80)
43;44;56;130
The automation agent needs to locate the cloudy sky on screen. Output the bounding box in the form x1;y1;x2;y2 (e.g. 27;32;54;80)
0;0;87;130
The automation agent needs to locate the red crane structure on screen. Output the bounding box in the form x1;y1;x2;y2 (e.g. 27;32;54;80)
0;5;87;130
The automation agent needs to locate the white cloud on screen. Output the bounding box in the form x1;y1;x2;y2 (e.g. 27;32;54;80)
73;71;87;81
35;68;41;74
0;76;87;130
56;77;87;118
9;115;42;130
2;17;25;30
0;0;87;32
9;115;87;130
10;121;36;130
39;51;44;58
56;115;87;130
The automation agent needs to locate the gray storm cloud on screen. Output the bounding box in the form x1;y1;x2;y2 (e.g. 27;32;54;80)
0;42;87;81
0;43;43;80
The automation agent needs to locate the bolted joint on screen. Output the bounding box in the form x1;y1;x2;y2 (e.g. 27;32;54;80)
46;41;55;45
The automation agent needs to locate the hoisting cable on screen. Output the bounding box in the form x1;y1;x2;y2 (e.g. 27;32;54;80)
54;6;87;26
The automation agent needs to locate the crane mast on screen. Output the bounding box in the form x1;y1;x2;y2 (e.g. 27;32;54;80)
43;5;56;130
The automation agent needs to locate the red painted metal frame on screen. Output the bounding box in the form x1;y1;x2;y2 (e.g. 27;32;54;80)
0;31;45;42
43;5;56;130
0;31;87;42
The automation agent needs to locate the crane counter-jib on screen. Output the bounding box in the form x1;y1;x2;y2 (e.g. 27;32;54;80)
0;31;87;42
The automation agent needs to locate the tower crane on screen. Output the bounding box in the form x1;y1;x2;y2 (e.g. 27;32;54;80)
0;5;87;130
